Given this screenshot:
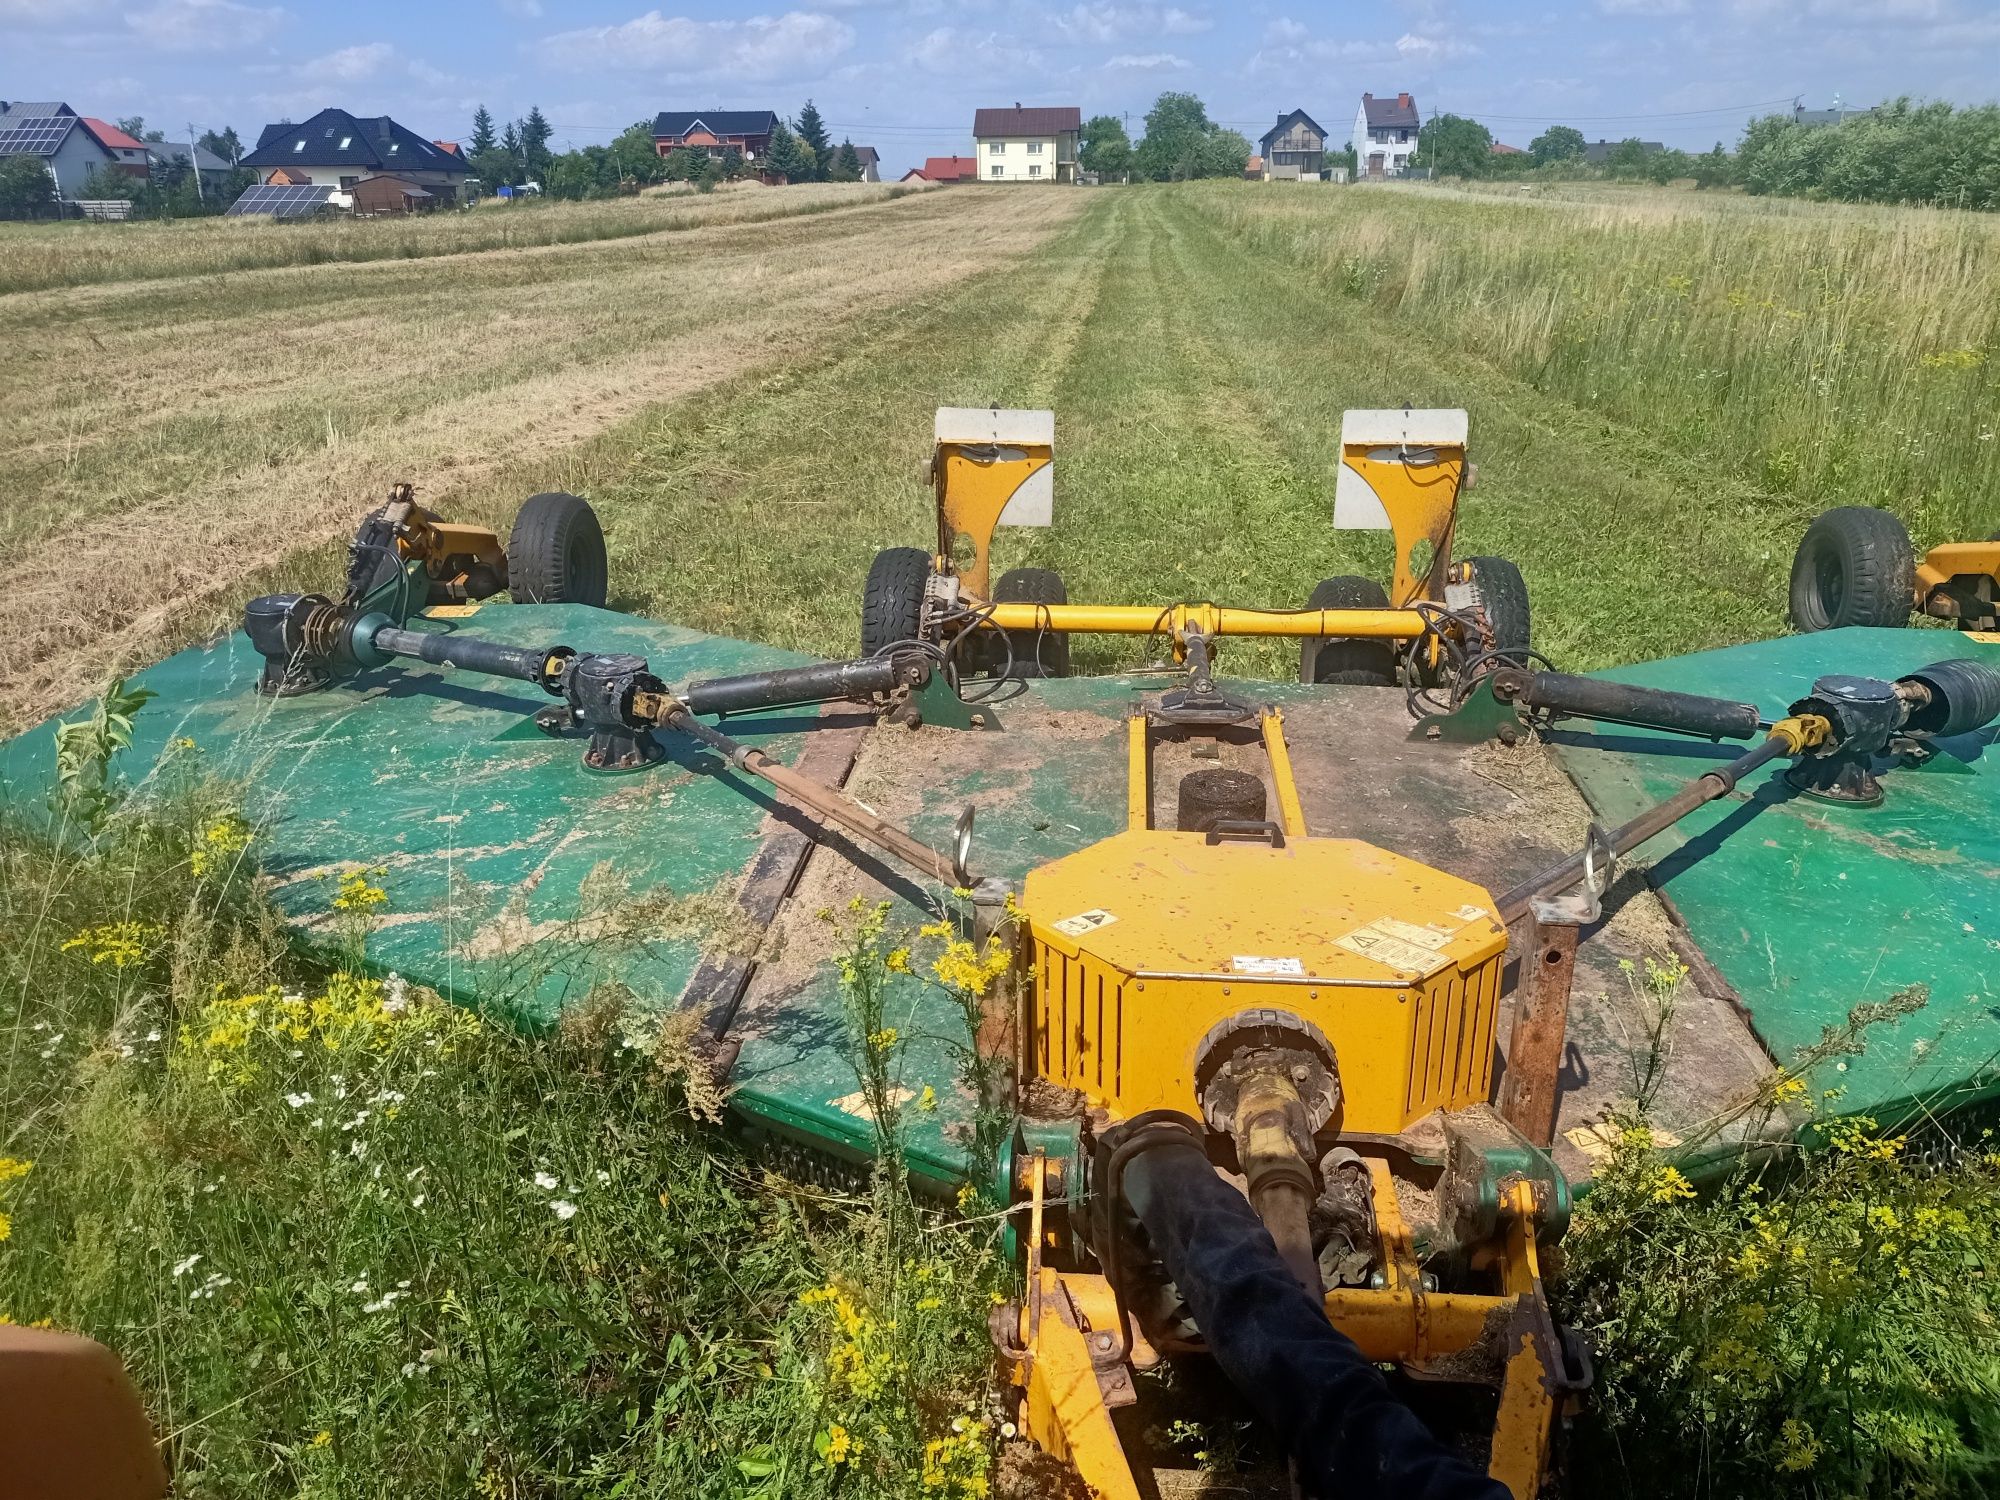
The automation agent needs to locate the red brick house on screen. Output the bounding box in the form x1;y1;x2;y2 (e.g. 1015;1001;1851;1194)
914;155;978;183
651;110;776;163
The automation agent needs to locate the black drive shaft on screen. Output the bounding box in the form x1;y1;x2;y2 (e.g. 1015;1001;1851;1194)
1490;668;1761;740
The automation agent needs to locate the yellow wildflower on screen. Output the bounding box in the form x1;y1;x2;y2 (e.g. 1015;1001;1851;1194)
885;947;912;974
820;1424;857;1466
332;869;388;913
60;921;163;969
190;814;253;877
311;1430;333;1449
917;1084;938;1112
1776;1418;1822;1472
1649;1166;1695;1203
867;1026;899;1054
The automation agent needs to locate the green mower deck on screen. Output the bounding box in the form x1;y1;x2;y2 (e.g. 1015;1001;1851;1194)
4;607;1995;1189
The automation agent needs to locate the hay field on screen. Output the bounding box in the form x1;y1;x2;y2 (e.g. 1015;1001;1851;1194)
0;185;1084;729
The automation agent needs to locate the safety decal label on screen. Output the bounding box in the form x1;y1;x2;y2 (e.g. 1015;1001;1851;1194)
1367;915;1459;951
1452;904;1490;923
1336;920;1455;978
1053;908;1118;938
1231;955;1305;977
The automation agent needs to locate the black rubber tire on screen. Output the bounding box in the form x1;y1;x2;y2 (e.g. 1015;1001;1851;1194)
1463;556;1531;666
860;547;932;657
508;492;608;606
991;567;1071;678
1176;769;1268;835
1787;507;1914;632
1300;576;1396;686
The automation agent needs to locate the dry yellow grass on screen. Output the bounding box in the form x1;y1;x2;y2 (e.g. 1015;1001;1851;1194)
0;180;927;295
0;186;1083;728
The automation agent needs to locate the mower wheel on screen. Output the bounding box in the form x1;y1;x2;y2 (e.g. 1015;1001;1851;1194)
991;567;1071;678
1788;507;1914;632
1300;575;1396;686
861;547;933;657
1462;556;1532;666
509;492;608;606
1177;768;1268;834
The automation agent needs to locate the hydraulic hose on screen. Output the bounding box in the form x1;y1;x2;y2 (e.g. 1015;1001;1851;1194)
1123;1139;1508;1500
680;655;919;717
1490;668;1760;740
370;625;556;685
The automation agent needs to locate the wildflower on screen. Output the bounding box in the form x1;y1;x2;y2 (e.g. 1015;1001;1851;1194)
918;1084;938;1112
332;869;389;913
867;1026;900;1054
0;1158;34;1243
60;921;163;970
285;1092;313;1109
311;1430;332;1450
594;1169;610;1185
1776;1417;1822;1472
1650;1166;1696;1203
190;814;253;876
885;946;913;973
551;1199;578;1220
819;1424;858;1467
533;1171;559;1191
172;1254;202;1279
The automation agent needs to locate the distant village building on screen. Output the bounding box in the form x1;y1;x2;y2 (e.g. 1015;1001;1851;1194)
1259;109;1328;180
147;141;235;194
0;103;150;200
1352;92;1420;179
852;146;880;183
650;111;776;163
973;105;1081;183
240;110;470;201
1793;100;1878;127
1582;138;1665;165
909;155;978;184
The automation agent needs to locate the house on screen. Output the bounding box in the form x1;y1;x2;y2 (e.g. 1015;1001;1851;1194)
915;155;978;184
349;174;435;216
1490;141;1525;157
147;140;235;195
651;110;775;164
1582;138;1664;165
241;109;470;201
1259;109;1328;181
1351;92;1420;179
1245;154;1264;181
972;104;1081;183
0;103;140;200
852;146;879;183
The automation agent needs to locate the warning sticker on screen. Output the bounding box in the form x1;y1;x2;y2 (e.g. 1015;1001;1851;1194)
1367;915;1458;951
1452;904;1490;923
1053;908;1118;938
1231;955;1305;977
1336;920;1454;978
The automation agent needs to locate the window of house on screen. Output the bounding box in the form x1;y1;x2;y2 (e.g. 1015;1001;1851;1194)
990;163;1004;177
388;143;399;154
292;139;305;152
339;136;352;149
990;141;1005;153
1027;141;1042;154
340;175;359;189
1029;164;1041;176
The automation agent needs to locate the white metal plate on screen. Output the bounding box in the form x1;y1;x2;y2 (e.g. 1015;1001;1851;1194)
997;465;1053;527
1338;407;1468;449
934;406;1055;447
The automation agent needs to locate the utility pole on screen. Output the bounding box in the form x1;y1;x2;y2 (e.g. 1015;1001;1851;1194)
187;122;204;203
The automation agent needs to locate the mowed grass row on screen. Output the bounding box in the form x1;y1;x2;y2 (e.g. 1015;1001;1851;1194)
579;187;1823;674
0;181;924;296
1189;181;2000;545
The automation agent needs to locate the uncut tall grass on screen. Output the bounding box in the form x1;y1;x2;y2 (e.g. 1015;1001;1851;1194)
0;181;923;296
1194;183;2000;541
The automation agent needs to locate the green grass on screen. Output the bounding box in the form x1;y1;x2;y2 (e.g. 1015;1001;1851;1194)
0;757;999;1499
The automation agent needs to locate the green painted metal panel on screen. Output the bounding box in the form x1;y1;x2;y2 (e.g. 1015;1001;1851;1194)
0;604;822;1030
1551;627;2000;1128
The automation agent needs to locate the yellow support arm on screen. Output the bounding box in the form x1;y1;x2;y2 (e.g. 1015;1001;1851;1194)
984;601;1427;641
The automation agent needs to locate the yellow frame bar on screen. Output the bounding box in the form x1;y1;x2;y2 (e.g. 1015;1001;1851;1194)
1259;711;1308;838
1916;540;2000;593
983;601;1426;640
1125;716;1151;831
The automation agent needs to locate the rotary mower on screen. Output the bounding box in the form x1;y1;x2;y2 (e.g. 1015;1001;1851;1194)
5;410;1998;1499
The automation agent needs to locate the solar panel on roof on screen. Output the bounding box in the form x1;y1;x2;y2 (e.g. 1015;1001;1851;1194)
225;183;337;219
0;116;74;156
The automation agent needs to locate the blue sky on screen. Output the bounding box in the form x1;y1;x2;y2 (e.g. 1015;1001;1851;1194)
7;1;1997;175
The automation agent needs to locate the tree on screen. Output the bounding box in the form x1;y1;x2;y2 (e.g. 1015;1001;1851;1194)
1604;137;1652;177
197;126;242;164
1080;114;1132;178
1689;143;1735;191
1529;125;1586;167
520;106;554;180
1198;128;1252;178
470;106;497;156
792;100;831;182
718;145;746;182
470;145;520;192
1415;113;1494;178
831;139;862;182
1134;91;1214;180
764;120;813;182
0;154;57;219
117;116;146;141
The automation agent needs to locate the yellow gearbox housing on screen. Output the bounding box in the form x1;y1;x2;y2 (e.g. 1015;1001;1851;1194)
1021;829;1507;1135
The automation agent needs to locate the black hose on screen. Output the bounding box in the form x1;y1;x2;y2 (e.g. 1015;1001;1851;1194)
371;626;550;684
681;656;912;716
1123;1140;1509;1500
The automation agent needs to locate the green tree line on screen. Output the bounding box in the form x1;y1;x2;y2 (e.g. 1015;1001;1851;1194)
1411;97;2000;209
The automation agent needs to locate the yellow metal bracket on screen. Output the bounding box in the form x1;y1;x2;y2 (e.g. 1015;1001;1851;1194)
1333;409;1469;606
933;408;1055;600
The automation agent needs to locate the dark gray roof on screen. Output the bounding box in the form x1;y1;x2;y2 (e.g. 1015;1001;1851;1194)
0;101;74;128
1582;138;1665;163
651;110;776;139
1360;93;1420;129
150;142;234;173
241;109;466;173
0;114;77;157
1260;109;1327;150
853;146;879;167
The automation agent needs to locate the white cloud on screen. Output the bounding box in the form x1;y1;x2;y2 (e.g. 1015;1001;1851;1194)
1105;51;1191;70
1054;3;1209;42
303;42;453;90
125;0;285;52
499;0;542;16
906;26;1044;75
1265;16;1308;42
540;10;855;78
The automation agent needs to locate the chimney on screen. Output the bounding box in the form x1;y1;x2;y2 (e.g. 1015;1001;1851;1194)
1015;101;1022;110
1362;92;1374;103
1398;93;1412;109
